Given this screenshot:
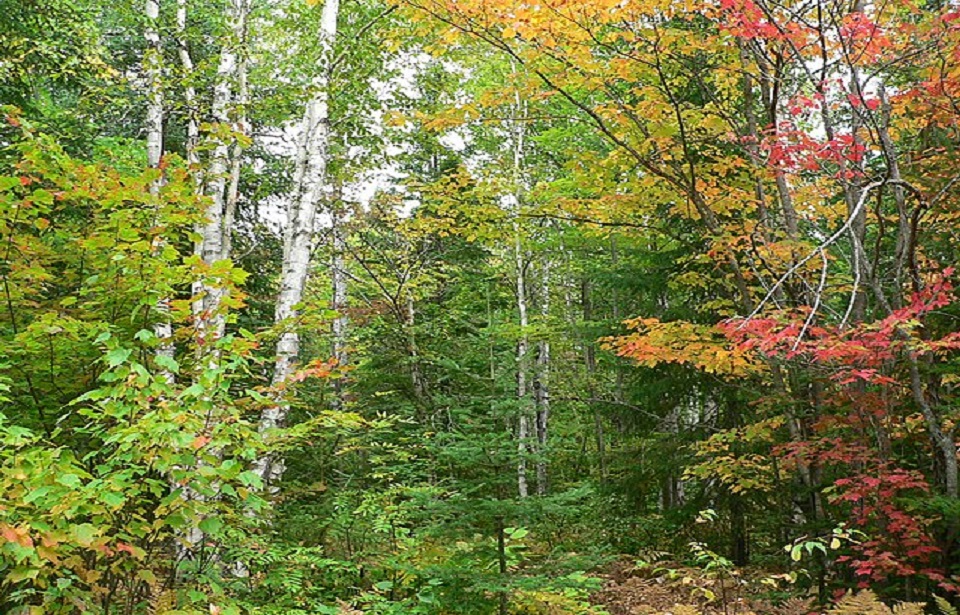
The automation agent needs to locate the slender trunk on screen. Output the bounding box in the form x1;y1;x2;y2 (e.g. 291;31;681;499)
515;228;530;499
194;0;247;348
511;75;531;499
496;515;509;615
582;278;606;483
223;32;248;262
145;0;163;182
406;294;426;404
176;0;200;185
145;0;176;381
253;0;340;487
180;0;248;561
331;201;349;409
534;260;550;496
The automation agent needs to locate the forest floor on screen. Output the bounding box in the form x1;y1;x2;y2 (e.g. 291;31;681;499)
590;558;807;615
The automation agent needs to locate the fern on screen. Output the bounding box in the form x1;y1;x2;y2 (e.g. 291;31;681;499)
827;591;924;615
936;596;959;615
771;597;816;615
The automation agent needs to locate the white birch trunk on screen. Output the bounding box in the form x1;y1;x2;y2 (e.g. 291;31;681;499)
145;0;176;383
330;203;349;410
176;0;200;182
331;204;349;369
223;0;250;262
510;81;531;499
534;261;550;496
515;228;530;499
194;0;246;347
253;0;340;487
145;0;163;180
405;294;426;405
180;0;247;558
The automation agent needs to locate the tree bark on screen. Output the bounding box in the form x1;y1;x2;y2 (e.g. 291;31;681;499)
515;227;530;499
253;0;340;487
176;0;200;184
582;278;607;483
144;0;177;386
534;260;550;496
194;0;248;350
331;200;349;409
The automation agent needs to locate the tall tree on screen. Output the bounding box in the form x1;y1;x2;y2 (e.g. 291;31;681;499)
254;0;341;486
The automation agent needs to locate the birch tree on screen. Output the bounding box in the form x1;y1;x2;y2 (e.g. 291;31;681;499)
533;260;550;496
194;0;249;348
254;0;341;486
144;0;177;380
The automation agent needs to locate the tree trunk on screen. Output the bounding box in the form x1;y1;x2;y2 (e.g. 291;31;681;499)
331;200;349;409
253;0;340;487
145;0;176;381
223;31;248;261
515;227;530;499
194;0;247;349
406;294;426;405
534;260;550;496
582;278;607;483
176;0;200;184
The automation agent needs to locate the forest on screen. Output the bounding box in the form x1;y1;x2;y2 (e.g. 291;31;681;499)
3;0;960;612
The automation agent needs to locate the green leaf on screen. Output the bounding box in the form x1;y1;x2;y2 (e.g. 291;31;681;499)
106;347;132;367
7;567;39;583
71;524;98;547
237;470;263;489
198;516;223;535
101;491;125;508
56;473;82;489
154;354;180;374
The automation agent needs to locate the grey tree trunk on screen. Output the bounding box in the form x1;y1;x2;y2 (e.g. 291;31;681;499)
405;294;426;404
582;278;607;483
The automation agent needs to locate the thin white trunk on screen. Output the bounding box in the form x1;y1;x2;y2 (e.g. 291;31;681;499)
145;0;163;178
194;0;247;348
253;0;340;486
510;79;531;499
331;204;348;409
180;0;247;558
176;0;200;182
534;261;550;496
145;0;176;382
405;294;426;403
515;228;530;499
331;205;348;368
223;34;248;261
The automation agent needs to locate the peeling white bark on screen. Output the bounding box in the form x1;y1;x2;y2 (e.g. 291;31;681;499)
253;0;341;487
176;0;200;180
